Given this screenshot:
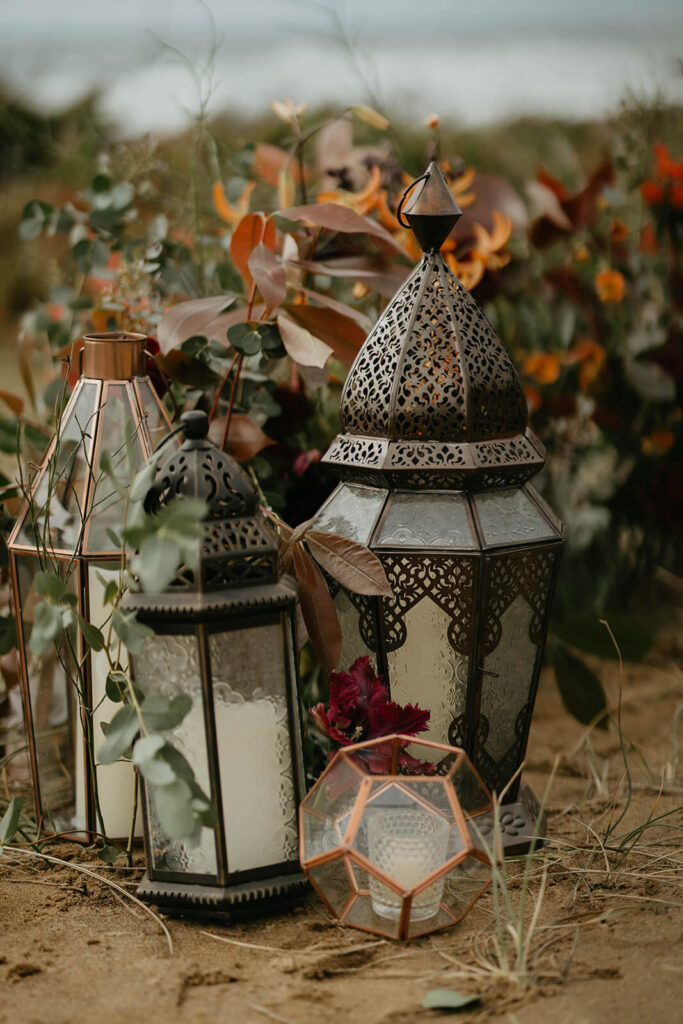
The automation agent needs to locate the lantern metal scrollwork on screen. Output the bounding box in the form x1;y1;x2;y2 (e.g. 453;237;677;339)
315;164;564;852
124;410;308;914
8;332;171;841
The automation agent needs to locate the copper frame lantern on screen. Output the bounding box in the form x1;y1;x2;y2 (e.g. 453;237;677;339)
300;734;495;940
123;411;308;915
7;332;171;841
315;165;564;852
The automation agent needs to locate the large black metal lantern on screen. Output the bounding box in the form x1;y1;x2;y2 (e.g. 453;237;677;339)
315;164;564;853
8;332;171;841
124;410;307;914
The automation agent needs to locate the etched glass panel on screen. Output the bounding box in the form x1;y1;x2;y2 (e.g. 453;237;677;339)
210;623;298;873
480;593;538;766
376;494;475;548
17;382;98;550
15;555;79;833
87;565;142;840
386;599;469;759
475;488;555;547
314;483;386;545
335;588;374;669
135;631;218;879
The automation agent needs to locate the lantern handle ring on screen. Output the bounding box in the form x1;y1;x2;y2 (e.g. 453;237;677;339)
396;171;430;229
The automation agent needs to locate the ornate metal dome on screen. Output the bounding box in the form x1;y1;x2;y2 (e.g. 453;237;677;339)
143;411;280;597
323;162;545;490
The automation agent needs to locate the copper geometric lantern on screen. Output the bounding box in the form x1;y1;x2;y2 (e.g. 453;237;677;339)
300;734;495;940
7;331;171;841
315;165;564;852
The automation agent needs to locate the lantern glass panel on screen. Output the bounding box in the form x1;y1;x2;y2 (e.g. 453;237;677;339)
15;555;79;831
135;379;171;450
376;493;475;548
343;891;401;940
474;488;556;546
480;592;538;766
86;564;142;838
314;483;386;545
16;382;99;549
86;386;146;553
134;631;219;880
209;622;299;873
385;591;470;758
334;587;375;670
307;857;354;917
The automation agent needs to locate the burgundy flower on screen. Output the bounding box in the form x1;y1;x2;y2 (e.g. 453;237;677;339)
310;657;432;774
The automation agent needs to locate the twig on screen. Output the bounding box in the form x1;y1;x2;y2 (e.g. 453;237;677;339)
201;930;384;958
4;847;173;954
248;1004;296;1024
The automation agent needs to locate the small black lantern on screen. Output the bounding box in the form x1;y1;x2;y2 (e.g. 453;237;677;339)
124;410;307;913
315;164;564;853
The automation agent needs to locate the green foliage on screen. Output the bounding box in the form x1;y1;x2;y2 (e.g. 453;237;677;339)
554;615;654;662
0;796;23;846
420;990;482;1011
548;637;609;729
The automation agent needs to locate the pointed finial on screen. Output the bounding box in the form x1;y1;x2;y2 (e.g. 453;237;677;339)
398;161;462;252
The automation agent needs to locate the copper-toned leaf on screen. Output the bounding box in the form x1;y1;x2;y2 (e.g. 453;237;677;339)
210;413;274;462
17;344;36;411
0;390;24;416
157;296;236;353
278;203;407;254
288;257;409;298
298;556;342;674
282;304;366;366
300;287;372;328
291;541;320;591
282;516;314;552
276;314;332;369
254;143;303;186
230;214;277;291
248;243;287;315
306;531;392;597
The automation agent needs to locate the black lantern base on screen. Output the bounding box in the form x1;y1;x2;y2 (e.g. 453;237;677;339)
499;784;546;857
137;872;310;919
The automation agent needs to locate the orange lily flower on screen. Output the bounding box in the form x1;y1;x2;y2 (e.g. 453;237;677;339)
316;164;383;215
595;268;626;304
213;180;256;226
565;336;606;390
524;352;562;385
641;428;675;456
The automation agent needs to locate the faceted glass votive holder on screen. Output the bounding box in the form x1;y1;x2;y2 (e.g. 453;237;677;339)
299;734;496;941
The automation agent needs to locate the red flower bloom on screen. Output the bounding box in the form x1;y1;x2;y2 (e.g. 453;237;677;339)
310;656;432;774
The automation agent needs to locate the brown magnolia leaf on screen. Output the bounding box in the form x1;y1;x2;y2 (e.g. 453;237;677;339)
282;516;314;554
231;214;277;291
0;390;24;416
157;296;236;353
298;555;342;674
278;203;407;254
290;541;320;591
248;244;287;315
306;531;392;597
276;314;332;369
17;344;36;411
157;350;219;388
288;257;409;298
300;287;372;328
282;303;366;366
213;413;274;462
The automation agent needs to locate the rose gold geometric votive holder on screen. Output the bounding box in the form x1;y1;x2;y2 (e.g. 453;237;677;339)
299;734;497;941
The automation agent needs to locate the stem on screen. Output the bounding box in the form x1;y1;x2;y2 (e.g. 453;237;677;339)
208;351;239;424
220;354;243;453
126;772;139;867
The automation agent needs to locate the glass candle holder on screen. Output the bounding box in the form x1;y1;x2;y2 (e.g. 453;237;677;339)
299;734;496;941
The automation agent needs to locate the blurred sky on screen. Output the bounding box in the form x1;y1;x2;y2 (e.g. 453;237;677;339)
1;0;682;134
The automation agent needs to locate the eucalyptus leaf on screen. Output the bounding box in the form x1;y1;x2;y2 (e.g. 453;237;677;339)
153;778;196;840
98;704;139;764
141;693;192;732
130;460;158;503
105;669;128;703
103;580;119;605
0;796;23;845
549;637;609;729
77;614;105;652
97;843;123;864
33;571;68;602
131;534;184;593
111;609;154;654
29;601;64;654
420;989;482;1011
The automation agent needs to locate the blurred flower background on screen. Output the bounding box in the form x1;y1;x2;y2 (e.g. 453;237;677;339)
0;0;682;727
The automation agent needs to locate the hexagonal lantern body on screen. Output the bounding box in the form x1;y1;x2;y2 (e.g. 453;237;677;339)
7;332;172;841
316;165;564;852
300;735;495;940
123;411;307;915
